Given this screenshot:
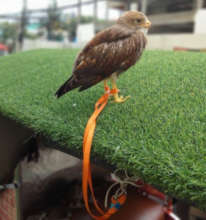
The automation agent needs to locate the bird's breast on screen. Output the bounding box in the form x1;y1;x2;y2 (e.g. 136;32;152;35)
139;28;148;36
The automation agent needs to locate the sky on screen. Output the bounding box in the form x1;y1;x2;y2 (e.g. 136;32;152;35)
0;0;120;20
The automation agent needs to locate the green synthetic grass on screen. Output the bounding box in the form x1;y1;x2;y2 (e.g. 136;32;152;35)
0;49;206;209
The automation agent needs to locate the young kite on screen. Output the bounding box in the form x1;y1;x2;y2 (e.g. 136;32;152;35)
55;11;151;103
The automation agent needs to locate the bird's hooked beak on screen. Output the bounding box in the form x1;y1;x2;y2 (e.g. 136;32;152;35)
142;20;151;29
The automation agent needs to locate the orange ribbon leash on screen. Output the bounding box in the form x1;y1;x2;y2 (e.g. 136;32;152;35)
82;86;179;220
82;86;121;220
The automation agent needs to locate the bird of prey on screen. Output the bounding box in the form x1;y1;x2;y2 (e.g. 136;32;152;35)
55;11;151;103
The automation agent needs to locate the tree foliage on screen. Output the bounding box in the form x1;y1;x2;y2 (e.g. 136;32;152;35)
0;22;18;52
39;0;63;41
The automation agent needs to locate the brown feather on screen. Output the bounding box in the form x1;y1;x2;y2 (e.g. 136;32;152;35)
55;11;149;98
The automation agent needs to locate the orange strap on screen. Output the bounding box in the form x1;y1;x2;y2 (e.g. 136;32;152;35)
82;86;119;220
102;194;127;219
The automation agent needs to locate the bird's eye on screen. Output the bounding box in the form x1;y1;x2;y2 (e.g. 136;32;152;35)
136;19;142;23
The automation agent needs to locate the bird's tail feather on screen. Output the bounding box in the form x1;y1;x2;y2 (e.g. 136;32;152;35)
55;76;79;98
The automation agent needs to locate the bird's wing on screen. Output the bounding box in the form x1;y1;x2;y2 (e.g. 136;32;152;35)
73;26;147;90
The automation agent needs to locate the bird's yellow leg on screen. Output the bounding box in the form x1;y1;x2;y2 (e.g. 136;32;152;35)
111;75;130;103
104;80;108;90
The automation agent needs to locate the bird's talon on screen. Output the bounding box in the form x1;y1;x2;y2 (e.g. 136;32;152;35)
113;95;130;103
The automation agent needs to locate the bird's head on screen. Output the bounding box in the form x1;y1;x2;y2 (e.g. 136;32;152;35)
117;10;151;31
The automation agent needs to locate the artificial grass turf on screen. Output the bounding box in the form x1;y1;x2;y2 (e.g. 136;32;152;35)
0;49;206;209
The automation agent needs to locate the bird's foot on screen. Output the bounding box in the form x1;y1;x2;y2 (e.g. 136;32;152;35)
113;95;130;103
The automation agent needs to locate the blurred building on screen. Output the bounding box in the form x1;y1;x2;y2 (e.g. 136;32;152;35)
108;0;206;34
2;0;206;51
107;0;206;50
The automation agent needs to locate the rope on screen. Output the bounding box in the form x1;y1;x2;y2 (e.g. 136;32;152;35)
104;170;140;209
82;86;180;220
82;85;119;220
